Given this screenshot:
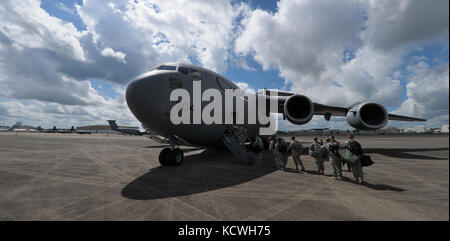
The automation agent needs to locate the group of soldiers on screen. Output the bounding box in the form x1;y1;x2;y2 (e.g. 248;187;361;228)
251;133;365;184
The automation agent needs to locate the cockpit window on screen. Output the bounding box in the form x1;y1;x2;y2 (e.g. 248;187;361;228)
155;65;176;71
191;69;202;80
178;67;189;75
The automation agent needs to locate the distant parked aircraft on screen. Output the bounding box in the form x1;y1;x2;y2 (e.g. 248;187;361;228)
40;126;73;134
0;126;10;132
10;122;36;132
107;120;143;135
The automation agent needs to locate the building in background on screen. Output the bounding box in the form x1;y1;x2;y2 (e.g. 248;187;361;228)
0;126;9;132
281;128;350;136
375;126;401;134
76;124;139;134
402;125;430;133
441;124;449;133
10;122;37;132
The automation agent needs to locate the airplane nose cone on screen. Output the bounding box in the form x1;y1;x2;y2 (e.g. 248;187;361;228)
125;73;165;123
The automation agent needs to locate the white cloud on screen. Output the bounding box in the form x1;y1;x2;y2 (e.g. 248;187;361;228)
0;0;448;130
0;0;102;106
0;0;247;102
235;82;256;94
361;0;449;50
0;0;85;60
56;2;76;15
394;59;449;118
0;0;247;127
101;47;127;63
78;0;245;73
235;0;364;81
0;92;139;129
235;0;449;129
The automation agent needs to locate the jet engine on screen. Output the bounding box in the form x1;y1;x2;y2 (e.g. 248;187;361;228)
283;95;314;125
346;102;388;130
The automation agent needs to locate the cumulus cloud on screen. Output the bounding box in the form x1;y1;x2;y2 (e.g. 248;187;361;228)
235;0;449;128
394;59;449;118
101;47;127;63
362;0;449;50
0;0;102;106
235;0;364;84
0;0;249;101
0;0;248;127
77;0;245;74
0;0;448;130
0;94;139;129
235;82;256;93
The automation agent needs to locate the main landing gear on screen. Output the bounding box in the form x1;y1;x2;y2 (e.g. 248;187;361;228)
159;137;184;166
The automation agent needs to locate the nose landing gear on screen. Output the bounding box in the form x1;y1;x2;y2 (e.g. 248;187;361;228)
159;148;184;166
158;137;184;166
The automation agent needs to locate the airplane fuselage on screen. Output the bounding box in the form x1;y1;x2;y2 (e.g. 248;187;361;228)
126;63;260;147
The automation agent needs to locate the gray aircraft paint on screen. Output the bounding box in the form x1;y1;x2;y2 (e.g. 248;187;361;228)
126;62;424;147
126;63;278;146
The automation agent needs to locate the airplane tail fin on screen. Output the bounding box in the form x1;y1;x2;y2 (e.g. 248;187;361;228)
107;120;119;130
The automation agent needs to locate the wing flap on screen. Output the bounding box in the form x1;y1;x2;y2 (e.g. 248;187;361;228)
388;114;426;121
313;103;348;116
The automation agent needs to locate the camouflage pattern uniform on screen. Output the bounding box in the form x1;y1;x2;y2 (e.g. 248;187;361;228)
342;140;364;182
253;136;264;165
327;141;342;178
310;141;324;173
288;140;305;171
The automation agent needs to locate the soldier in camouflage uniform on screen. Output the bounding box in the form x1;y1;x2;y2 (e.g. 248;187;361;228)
310;137;325;174
342;133;364;184
288;136;305;172
327;136;342;180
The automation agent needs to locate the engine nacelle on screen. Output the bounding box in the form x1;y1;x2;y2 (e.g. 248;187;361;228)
346;102;388;130
284;95;314;125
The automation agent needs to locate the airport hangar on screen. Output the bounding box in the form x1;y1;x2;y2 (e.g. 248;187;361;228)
76;124;139;134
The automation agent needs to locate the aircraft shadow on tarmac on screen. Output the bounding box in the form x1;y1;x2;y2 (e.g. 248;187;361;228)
143;145;171;148
289;168;406;192
121;148;277;200
364;147;449;160
143;146;205;154
337;176;406;192
362;182;406;192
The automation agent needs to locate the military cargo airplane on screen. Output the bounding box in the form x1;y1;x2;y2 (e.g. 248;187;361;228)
40;126;73;133
107;120;143;135
125;63;425;166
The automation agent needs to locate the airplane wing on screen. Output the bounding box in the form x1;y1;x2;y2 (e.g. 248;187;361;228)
260;89;426;122
387;113;426;122
313;103;426;121
312;103;348;117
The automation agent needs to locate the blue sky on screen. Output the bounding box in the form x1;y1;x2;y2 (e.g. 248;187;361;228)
40;0;386;100
39;0;289;111
243;0;278;11
0;0;448;130
41;0;86;29
39;0;287;100
39;0;443;105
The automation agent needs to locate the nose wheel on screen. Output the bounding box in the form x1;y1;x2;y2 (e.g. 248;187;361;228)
159;148;184;166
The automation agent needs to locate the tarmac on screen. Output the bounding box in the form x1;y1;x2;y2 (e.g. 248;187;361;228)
0;132;448;220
